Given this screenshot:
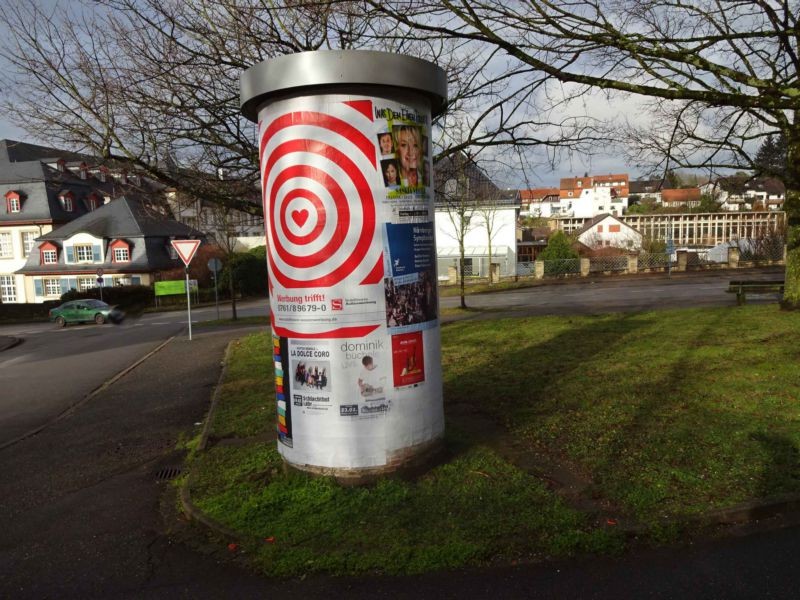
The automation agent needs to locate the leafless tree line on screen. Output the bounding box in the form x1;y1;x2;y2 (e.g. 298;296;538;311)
1;1;798;301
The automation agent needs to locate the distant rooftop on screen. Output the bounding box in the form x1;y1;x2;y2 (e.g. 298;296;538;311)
0;139;92;164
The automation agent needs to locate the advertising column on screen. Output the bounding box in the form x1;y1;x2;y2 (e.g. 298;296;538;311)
241;51;447;475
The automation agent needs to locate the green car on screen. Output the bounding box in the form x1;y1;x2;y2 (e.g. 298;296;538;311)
49;299;121;327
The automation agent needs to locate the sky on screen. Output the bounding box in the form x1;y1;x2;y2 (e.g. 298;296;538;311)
0;2;685;192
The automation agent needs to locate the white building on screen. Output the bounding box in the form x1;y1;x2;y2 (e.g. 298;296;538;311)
434;201;519;278
18;196;203;303
559;187;628;219
575;214;643;250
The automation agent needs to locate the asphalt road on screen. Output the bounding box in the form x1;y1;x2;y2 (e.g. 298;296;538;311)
439;268;785;317
0;300;269;447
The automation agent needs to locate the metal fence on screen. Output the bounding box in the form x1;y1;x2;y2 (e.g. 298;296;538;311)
589;255;628;273
638;253;673;270
542;258;581;277
516;262;535;276
740;238;785;262
686;250;716;267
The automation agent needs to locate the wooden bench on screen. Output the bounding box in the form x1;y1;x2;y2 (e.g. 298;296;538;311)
726;280;784;305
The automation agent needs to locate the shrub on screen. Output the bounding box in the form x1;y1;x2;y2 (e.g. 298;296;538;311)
220;251;268;297
538;231;579;261
60;285;154;312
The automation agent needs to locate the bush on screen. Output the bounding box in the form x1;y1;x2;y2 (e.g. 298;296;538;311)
0;300;60;323
220;251;268;297
60;285;154;312
538;230;579;261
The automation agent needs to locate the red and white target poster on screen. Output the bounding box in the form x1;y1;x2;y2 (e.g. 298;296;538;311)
259;94;444;469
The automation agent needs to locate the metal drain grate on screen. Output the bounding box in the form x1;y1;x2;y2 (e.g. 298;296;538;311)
155;466;182;481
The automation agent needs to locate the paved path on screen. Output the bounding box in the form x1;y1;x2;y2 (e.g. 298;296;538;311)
440;268;785;319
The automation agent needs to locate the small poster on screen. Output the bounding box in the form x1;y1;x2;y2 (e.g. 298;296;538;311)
391;331;425;387
289;340;332;414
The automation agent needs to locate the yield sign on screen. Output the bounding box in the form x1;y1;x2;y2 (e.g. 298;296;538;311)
171;239;201;266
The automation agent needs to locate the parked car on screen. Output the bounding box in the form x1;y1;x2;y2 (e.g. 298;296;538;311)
49;299;123;327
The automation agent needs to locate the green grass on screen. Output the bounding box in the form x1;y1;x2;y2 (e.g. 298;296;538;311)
438;278;538;297
187;303;800;576
189;440;620;577
208;333;274;439
442;305;800;522
196;315;269;328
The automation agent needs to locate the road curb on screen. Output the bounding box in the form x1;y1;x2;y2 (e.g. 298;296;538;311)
179;483;248;543
0;335;176;452
197;340;236;451
0;336;23;352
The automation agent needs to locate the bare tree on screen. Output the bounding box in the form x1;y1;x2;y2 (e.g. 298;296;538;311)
475;190;506;284
435;149;498;307
0;1;608;208
374;0;800;306
0;1;377;212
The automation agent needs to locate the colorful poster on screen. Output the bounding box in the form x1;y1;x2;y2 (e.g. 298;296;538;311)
259;93;443;469
391;331;425;387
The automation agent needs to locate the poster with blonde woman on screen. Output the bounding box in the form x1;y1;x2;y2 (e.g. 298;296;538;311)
393;125;423;188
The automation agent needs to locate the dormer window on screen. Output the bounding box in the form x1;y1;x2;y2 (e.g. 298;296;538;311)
56;158;66;173
111;239;131;263
85;193;101;211
98;166;109;183
114;247;130;262
5;190;23;213
5;190;28;213
58;190;75;212
39;241;59;265
79;162;89;180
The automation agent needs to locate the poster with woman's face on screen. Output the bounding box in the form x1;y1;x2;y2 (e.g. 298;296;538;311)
393;125;423;188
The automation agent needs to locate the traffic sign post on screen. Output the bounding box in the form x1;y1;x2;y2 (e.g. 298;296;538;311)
96;268;104;302
208;258;222;321
171;239;202;340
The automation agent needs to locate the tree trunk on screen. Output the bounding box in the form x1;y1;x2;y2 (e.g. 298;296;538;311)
487;243;493;284
228;272;238;320
459;248;467;309
781;127;800;309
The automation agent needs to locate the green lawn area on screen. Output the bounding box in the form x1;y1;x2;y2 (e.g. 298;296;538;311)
185;304;800;577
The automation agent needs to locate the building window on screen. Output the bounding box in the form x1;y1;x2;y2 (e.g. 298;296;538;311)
0;275;16;302
44;278;61;296
0;233;12;258
42;249;58;264
8;197;20;212
114;247;130;262
75;244;94;262
609;224;621;233
597;225;604;233
62;196;74;212
22;232;36;257
78;277;95;291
